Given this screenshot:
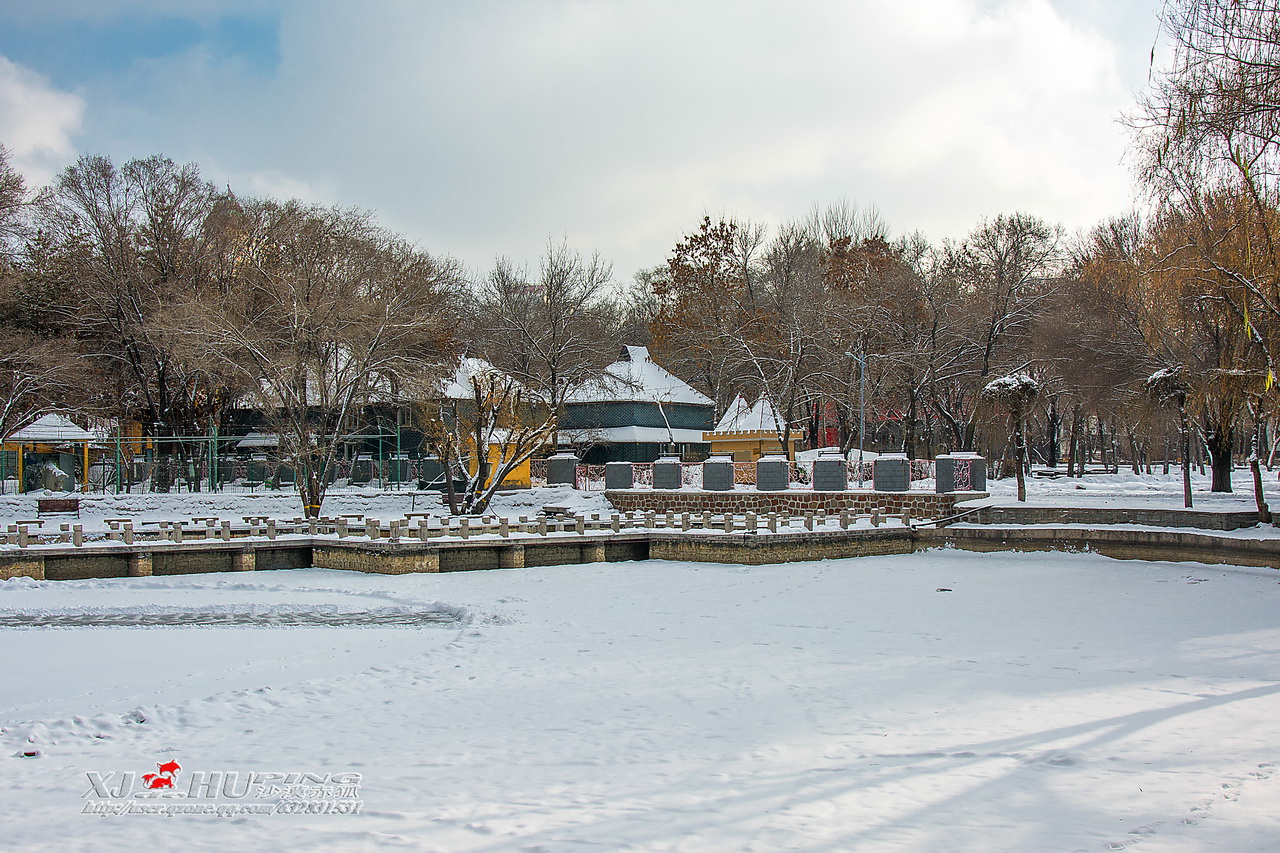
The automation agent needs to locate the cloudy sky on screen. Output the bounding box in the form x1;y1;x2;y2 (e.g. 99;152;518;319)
0;0;1166;280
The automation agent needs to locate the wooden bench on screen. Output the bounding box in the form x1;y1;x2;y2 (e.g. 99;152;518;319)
539;505;575;519
37;498;80;518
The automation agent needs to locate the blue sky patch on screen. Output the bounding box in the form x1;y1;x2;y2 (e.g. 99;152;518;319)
0;12;280;86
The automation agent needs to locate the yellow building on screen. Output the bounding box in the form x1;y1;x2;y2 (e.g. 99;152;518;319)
704;396;799;462
2;414;98;492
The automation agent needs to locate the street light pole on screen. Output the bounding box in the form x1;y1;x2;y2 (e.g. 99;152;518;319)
858;350;866;488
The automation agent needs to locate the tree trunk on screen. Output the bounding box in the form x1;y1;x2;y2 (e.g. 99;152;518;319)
1046;398;1059;468
1013;402;1027;502
1179;407;1193;508
1066;406;1081;477
1251;421;1272;523
902;387;918;459
1205;426;1234;492
441;440;461;516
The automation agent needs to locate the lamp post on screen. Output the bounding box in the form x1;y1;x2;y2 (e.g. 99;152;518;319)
858;350;866;486
845;350;868;488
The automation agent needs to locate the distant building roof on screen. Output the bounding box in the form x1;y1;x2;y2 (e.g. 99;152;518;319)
443;357;511;400
566;346;712;406
4;413;96;443
709;396;784;435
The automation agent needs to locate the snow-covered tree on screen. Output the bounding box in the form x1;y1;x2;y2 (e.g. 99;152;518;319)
982;373;1040;501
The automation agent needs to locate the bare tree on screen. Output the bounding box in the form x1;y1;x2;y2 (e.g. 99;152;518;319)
418;358;557;516
481;239;617;412
0;143;29;265
1146;367;1195;508
174;199;463;516
29;154;230;453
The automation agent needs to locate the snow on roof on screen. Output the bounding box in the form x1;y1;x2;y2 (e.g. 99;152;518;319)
236;432;279;449
565;346;712;406
4;413;96;443
713;396;750;432
443;357;510;400
709;397;784;434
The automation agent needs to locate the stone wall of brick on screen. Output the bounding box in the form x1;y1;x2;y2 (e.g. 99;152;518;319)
312;545;440;575
44;555;129;580
153;549;236;576
256;547;312;571
525;543;591;568
0;553;45;580
605;489;973;517
439;546;506;572
650;530;915;565
919;526;1280;569
975;506;1260;530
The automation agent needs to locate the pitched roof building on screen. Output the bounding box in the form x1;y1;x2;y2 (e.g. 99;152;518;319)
560;346;714;463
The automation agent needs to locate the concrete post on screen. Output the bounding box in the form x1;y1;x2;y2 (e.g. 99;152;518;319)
703;456;734;491
581;542;606;563
499;544;525;569
935;453;986;492
755;455;788;491
604;462;634;490
546;453;578;486
813;452;849;491
653;455;682;489
233;550;256;572
128;552;153;577
873;454;911;491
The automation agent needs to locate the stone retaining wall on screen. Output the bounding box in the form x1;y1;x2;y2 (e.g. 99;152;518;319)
921;526;1280;569
975;506;1260;530
5;521;1277;580
606;490;977;517
650;529;914;565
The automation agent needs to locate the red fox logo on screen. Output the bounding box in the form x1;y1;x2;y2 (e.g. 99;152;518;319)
142;760;181;790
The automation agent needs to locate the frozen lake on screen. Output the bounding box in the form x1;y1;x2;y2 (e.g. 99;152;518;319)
2;550;1278;851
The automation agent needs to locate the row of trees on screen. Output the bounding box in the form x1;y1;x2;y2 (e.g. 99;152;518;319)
0;148;624;515
2;0;1278;511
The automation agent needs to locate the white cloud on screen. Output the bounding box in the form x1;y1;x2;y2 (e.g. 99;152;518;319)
0;55;83;188
20;0;1157;274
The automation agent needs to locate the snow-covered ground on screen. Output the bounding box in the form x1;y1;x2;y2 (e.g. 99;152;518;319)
2;550;1279;851
0;485;616;538
3;469;1279;537
977;467;1280;512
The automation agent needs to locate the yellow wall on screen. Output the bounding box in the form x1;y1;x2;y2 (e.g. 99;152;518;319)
706;431;799;462
464;442;533;488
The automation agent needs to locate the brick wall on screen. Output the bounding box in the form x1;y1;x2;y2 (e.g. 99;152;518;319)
606;489;971;517
919;527;1280;569
153;550;236;575
650;529;915;565
0;553;45;580
44;555;129;580
313;544;440;575
975;506;1260;530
